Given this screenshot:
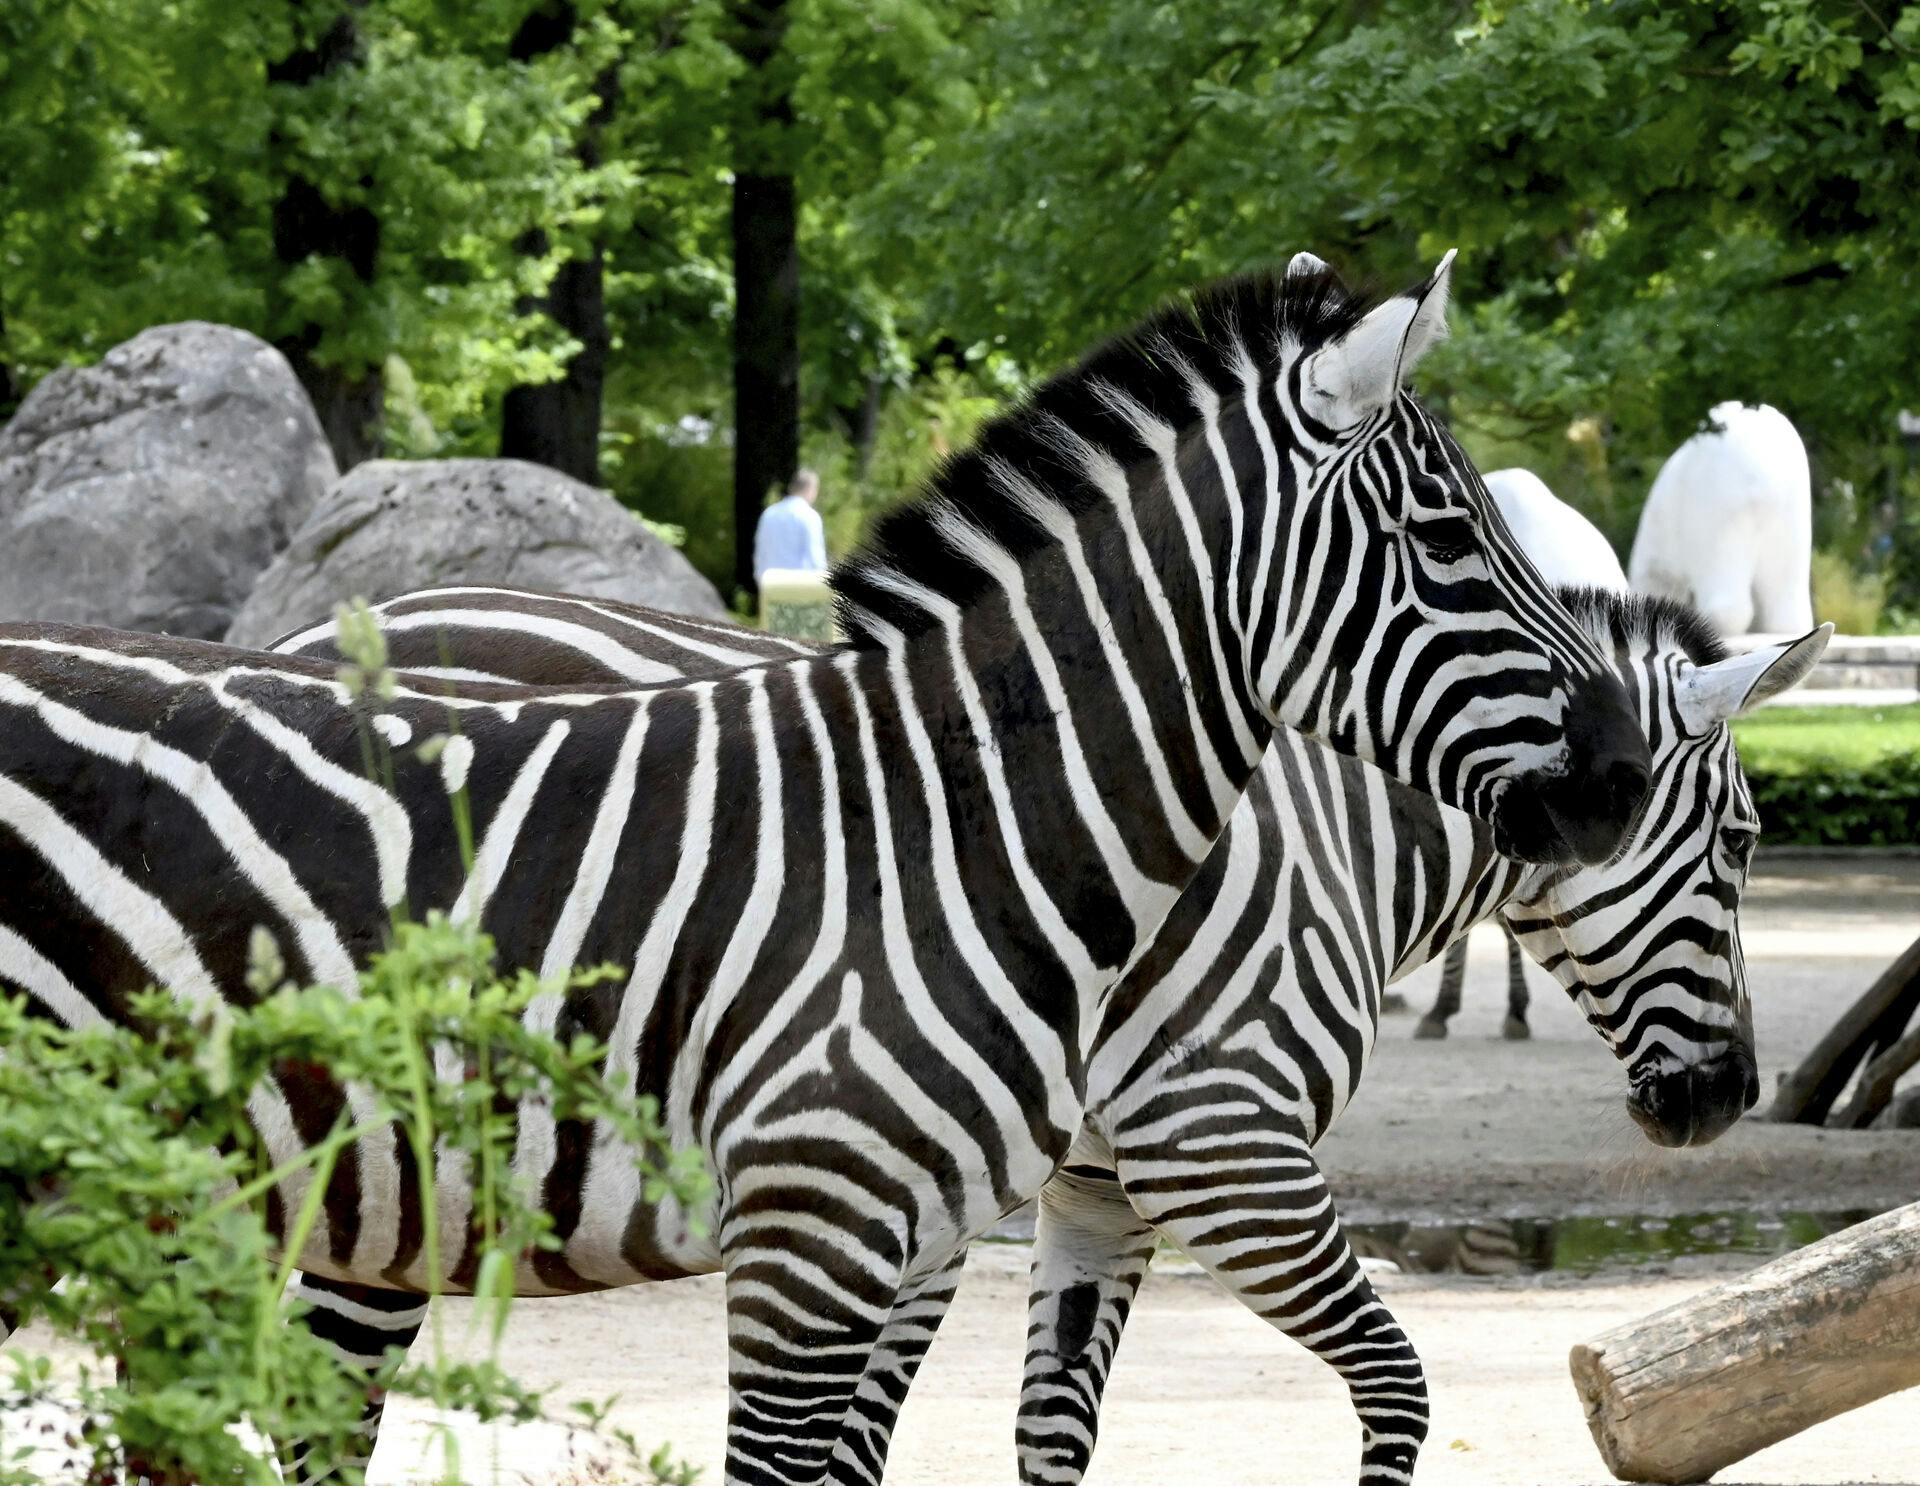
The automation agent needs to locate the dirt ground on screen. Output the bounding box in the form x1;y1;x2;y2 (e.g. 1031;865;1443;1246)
1319;855;1920;1222
7;858;1918;1482
352;1244;1920;1486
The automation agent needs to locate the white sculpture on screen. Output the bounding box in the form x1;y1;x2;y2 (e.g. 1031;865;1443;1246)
1484;468;1628;591
1628;402;1814;635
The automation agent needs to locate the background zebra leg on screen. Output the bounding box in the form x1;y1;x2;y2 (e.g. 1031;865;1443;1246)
280;1271;430;1484
1415;936;1469;1039
723;1241;902;1486
826;1250;967;1485
1501;922;1531;1040
1015;1167;1156;1486
1115;1138;1429;1486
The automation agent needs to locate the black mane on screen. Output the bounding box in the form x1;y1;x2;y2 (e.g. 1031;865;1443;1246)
829;263;1370;647
1553;586;1729;667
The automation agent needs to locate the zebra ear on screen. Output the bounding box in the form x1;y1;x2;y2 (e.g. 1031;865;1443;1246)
1679;623;1833;730
1300;250;1455;430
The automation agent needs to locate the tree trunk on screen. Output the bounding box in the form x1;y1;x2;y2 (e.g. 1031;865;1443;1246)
499;2;612;486
1768;931;1920;1126
0;306;17;421
1570;1202;1920;1483
728;0;800;600
268;4;383;470
501;249;608;484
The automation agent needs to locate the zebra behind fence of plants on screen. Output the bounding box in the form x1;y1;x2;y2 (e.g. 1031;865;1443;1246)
0;254;1654;1486
271;583;1825;1485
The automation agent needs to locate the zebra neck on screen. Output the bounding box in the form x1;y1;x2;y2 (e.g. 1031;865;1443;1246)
1388;809;1533;981
861;565;1274;1006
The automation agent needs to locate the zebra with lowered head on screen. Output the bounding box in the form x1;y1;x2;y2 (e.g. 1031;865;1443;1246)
271;580;1821;1486
0;254;1651;1486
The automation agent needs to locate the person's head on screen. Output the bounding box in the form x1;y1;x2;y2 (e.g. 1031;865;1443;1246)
788;469;820;504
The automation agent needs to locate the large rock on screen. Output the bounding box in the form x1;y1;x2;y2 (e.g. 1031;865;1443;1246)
0;323;336;638
226;458;729;646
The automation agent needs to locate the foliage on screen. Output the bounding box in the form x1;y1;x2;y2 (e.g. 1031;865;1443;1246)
7;0;1920;588
1810;548;1887;636
0;605;708;1485
1734;701;1920;847
1742;751;1920;848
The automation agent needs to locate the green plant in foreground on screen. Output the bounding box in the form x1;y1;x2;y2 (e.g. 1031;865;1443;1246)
0;917;709;1485
0;601;710;1485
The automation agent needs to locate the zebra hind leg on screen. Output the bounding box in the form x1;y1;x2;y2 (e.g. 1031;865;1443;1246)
1116;1133;1428;1486
1415;936;1468;1039
280;1271;429;1484
722;1233;906;1486
828;1250;968;1486
1015;1166;1156;1485
1500;923;1530;1040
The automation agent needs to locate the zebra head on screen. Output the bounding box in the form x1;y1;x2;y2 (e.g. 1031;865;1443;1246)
1503;592;1832;1147
1259;252;1651;865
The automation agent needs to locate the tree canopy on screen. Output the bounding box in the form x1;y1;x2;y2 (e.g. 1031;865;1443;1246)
4;0;1917;601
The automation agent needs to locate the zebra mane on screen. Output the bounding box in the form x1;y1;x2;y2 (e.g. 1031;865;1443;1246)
1552;586;1729;668
830;262;1369;648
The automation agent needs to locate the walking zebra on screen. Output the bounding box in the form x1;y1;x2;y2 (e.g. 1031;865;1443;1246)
0;256;1654;1486
269;583;1822;1484
1421;468;1632;1041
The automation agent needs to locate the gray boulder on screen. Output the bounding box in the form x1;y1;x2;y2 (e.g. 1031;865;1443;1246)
226;457;728;646
0;323;336;638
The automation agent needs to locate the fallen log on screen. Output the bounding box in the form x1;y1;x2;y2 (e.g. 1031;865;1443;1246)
1569;1201;1920;1483
1829;1023;1920;1131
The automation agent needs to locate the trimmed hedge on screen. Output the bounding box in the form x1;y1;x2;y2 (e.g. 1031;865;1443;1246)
1743;752;1920;848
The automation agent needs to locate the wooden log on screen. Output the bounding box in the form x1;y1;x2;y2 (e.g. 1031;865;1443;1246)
1569;1202;1920;1483
1768;931;1920;1125
1829;1023;1920;1130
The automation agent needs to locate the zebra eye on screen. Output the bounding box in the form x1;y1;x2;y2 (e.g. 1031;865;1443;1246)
1719;826;1756;868
1413;515;1478;562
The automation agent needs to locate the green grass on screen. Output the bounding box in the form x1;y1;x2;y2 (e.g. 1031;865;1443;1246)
1731;702;1920;772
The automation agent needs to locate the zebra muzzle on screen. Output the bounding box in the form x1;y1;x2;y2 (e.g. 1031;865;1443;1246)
1625;1045;1759;1148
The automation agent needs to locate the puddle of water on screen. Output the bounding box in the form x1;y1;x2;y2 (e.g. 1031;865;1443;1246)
1345;1208;1881;1276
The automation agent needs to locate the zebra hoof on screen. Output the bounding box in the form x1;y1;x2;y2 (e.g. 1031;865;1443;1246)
1413;1017;1447;1040
1502;1016;1531;1041
1381;992;1410;1016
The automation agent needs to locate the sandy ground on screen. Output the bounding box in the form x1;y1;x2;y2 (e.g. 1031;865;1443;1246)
1325;855;1920;1221
340;1244;1920;1486
6;859;1918;1481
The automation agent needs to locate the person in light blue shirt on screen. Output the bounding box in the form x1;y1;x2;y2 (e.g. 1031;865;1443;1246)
753;468;828;583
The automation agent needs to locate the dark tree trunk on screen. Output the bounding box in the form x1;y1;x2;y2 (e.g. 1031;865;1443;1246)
0;306;17;421
499;2;613;486
836;374;883;479
501;249;608;484
728;0;800;600
268;5;383;470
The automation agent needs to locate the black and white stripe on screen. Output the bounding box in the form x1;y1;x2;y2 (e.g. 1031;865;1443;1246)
268;588;1822;1484
0;258;1652;1486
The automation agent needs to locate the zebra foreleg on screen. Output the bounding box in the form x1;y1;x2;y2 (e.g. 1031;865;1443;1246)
825;1250;967;1484
1014;1166;1155;1485
1415;937;1468;1039
1500;922;1531;1040
1114;1135;1429;1486
279;1271;429;1483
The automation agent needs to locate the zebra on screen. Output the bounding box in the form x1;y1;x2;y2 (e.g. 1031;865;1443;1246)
1420;468;1632;1042
264;584;1824;1484
1417;915;1535;1038
0;255;1656;1486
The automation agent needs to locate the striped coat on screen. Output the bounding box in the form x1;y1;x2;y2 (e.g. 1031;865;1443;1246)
0;256;1654;1486
272;584;1820;1485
